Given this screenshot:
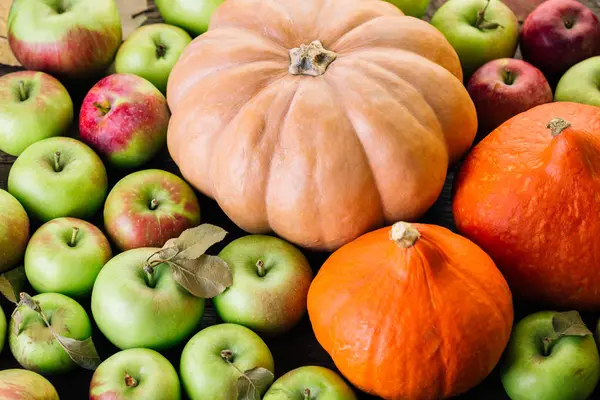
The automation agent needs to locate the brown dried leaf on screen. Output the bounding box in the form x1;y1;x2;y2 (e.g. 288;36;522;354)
0;265;26;304
53;334;101;370
175;224;228;260
171;255;232;298
552;311;593;338
236;367;275;400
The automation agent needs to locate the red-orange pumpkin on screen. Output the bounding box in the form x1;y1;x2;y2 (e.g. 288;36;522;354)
454;102;600;309
307;222;513;400
166;0;477;251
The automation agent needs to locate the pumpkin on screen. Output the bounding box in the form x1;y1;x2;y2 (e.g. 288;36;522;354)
166;0;478;251
307;222;513;400
454;102;600;309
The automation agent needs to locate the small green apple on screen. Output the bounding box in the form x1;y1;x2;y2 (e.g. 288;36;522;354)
384;0;430;18
431;0;519;79
115;24;192;94
555;56;600;107
24;217;112;299
264;366;357;400
91;247;205;350
8;137;108;222
214;235;313;335
0;369;59;399
0;306;6;355
502;311;600;400
9;292;93;375
180;323;275;400
90;348;181;400
0;71;73;156
155;0;225;36
0;189;29;273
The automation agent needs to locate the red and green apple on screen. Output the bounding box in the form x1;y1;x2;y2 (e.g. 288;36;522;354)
0;189;29;273
0;369;59;399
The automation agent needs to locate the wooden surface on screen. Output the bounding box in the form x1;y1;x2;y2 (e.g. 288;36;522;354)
0;1;599;399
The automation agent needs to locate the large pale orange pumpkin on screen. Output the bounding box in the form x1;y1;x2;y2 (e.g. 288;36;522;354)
167;0;478;251
454;102;600;309
307;222;513;400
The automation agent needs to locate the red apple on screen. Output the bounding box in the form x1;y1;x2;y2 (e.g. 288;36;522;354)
521;0;600;84
79;74;171;169
103;169;201;251
467;58;553;133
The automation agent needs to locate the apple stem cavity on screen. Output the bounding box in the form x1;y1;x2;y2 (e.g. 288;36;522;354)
154;37;168;59
547;118;572;137
17;80;29;102
542;336;553;356
149;199;159;210
93;101;111;116
304;388;311;400
69;227;80;247
53;152;63;172
256;260;266;277
502;70;516;85
124;372;138;388
220;349;234;363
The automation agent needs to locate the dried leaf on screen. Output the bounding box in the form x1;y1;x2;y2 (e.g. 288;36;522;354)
149;246;180;263
236;368;275;400
0;265;25;304
175;224;228;260
478;21;501;30
171;255;232;298
11;308;23;334
19;292;40;313
52;334;101;370
552;311;592;338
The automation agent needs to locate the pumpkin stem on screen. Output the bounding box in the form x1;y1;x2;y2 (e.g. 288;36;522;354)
547;118;572;137
390;222;421;248
289;41;337;77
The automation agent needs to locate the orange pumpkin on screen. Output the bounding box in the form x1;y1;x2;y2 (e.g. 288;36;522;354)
454;102;600;309
307;222;513;400
167;0;478;251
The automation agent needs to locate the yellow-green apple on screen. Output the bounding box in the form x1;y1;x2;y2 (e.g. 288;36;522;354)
103;169;201;250
431;0;519;79
8;137;108;222
154;0;224;37
0;71;73;156
521;0;600;84
9;292;93;375
0;189;29;273
502;311;600;400
180;323;275;400
0;369;59;399
263;366;357;400
90;348;181;400
115;24;192;94
467;58;553;133
91;247;205;350
79;74;171;169
24;217;112;299
0;306;5;355
7;0;122;78
555;56;600;106
214;235;313;335
384;0;430;18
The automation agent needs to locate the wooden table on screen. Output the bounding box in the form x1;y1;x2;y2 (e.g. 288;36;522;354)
0;1;598;399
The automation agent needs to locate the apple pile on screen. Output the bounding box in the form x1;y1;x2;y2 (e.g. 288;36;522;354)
0;0;599;399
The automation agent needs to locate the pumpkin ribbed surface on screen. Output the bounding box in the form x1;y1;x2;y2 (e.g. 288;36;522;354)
307;223;513;400
167;0;477;251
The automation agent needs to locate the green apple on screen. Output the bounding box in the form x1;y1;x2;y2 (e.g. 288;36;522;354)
9;292;93;374
8;137;108;222
0;306;5;355
180;323;275;400
502;311;600;400
0;369;59;399
91;247;205;350
214;235;313;335
0;71;73;156
0;189;29;273
7;0;122;78
24;217;112;298
155;0;225;37
384;0;430;18
431;0;519;79
264;366;357;400
90;348;181;400
115;24;192;94
555;56;600;107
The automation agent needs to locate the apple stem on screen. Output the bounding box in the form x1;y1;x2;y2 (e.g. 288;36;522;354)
542;337;553;356
143;264;157;288
502;70;515;85
304;388;311;400
93;102;111;116
132;6;158;19
69;227;80;247
547;118;572;137
256;260;266;277
220;349;234;363
17;80;28;101
53;152;62;172
475;0;504;30
124;372;138;388
149;199;159;210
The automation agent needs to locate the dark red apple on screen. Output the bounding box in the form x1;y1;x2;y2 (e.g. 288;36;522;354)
467;58;553;133
521;0;600;84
